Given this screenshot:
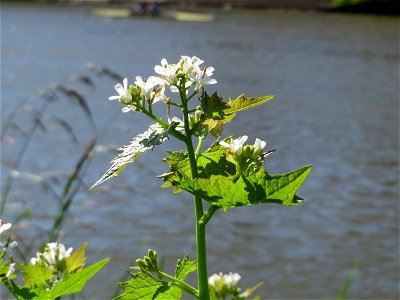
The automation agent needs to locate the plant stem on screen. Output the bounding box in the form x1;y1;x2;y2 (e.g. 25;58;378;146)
181;89;210;300
157;271;199;298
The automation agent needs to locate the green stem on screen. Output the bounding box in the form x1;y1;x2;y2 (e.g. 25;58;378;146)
157;271;199;298
181;88;210;300
142;110;187;143
195;136;205;158
199;205;219;225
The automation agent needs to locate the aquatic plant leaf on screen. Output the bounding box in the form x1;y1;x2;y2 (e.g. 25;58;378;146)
162;141;311;208
92;123;175;188
115;254;196;300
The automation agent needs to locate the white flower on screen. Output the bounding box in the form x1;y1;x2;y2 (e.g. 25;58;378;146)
190;66;217;91
219;136;248;156
108;78;132;103
180;56;204;75
30;242;73;269
135;76;164;102
30;257;39;265
154;58;179;85
6;263;15;278
0;221;11;236
253;138;266;156
223;272;241;289
208;272;241;292
0;219;17;255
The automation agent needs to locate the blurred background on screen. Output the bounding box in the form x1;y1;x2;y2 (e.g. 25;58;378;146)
1;0;399;299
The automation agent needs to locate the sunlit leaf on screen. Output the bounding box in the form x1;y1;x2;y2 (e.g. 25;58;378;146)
115;254;196;300
92;123;176;188
199;93;274;137
65;242;87;274
162;140;311;208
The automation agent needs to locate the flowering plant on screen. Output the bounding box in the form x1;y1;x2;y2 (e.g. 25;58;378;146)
91;55;312;299
0;219;109;299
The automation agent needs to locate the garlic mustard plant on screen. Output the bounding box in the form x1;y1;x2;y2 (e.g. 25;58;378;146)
90;55;312;300
1;221;109;299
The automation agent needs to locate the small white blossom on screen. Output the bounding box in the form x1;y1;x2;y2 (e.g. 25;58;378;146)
223;272;241;289
154;58;179;85
180;56;204;75
6;263;15;278
190;66;217;91
109;78;132;103
0;219;17;255
219;136;248;156
208;272;242;294
30;242;73;269
253;138;267;156
135;76;165;102
0;222;11;236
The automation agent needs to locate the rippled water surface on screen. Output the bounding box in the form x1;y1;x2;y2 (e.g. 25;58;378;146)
1;3;399;299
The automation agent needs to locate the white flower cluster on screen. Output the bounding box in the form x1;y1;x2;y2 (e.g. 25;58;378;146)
30;242;73;269
0;220;17;279
0;220;17;256
208;272;250;299
209;272;241;290
109;55;217;112
220;135;266;158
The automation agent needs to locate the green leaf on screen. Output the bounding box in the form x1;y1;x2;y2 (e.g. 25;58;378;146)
175;254;197;281
65;242;87;274
115;271;182;300
162;140;312;208
3;280;37;300
91;123;174;188
176;166;311;208
199;93;274;137
46;258;109;299
18;262;54;287
160;141;235;190
115;254;197;300
225;94;275;115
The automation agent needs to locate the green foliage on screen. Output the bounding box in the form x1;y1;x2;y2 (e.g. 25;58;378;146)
115;252;197;300
200;93;274;137
91;123;176;188
161;140;311;209
5;243;109;300
65;242;87;274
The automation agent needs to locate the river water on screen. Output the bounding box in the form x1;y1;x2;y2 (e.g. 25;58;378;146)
1;3;399;299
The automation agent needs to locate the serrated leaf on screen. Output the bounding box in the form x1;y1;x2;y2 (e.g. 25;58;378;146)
115;254;196;300
4;281;37;300
161;141;235;187
225;94;275;115
46;258;109;299
199;93;274;137
176;165;312;208
91;123;174;188
162;140;311;208
65;242;87;274
175;254;197;281
18;262;54;287
115;272;182;300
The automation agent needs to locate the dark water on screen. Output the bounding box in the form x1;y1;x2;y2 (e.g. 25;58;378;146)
1;3;399;299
